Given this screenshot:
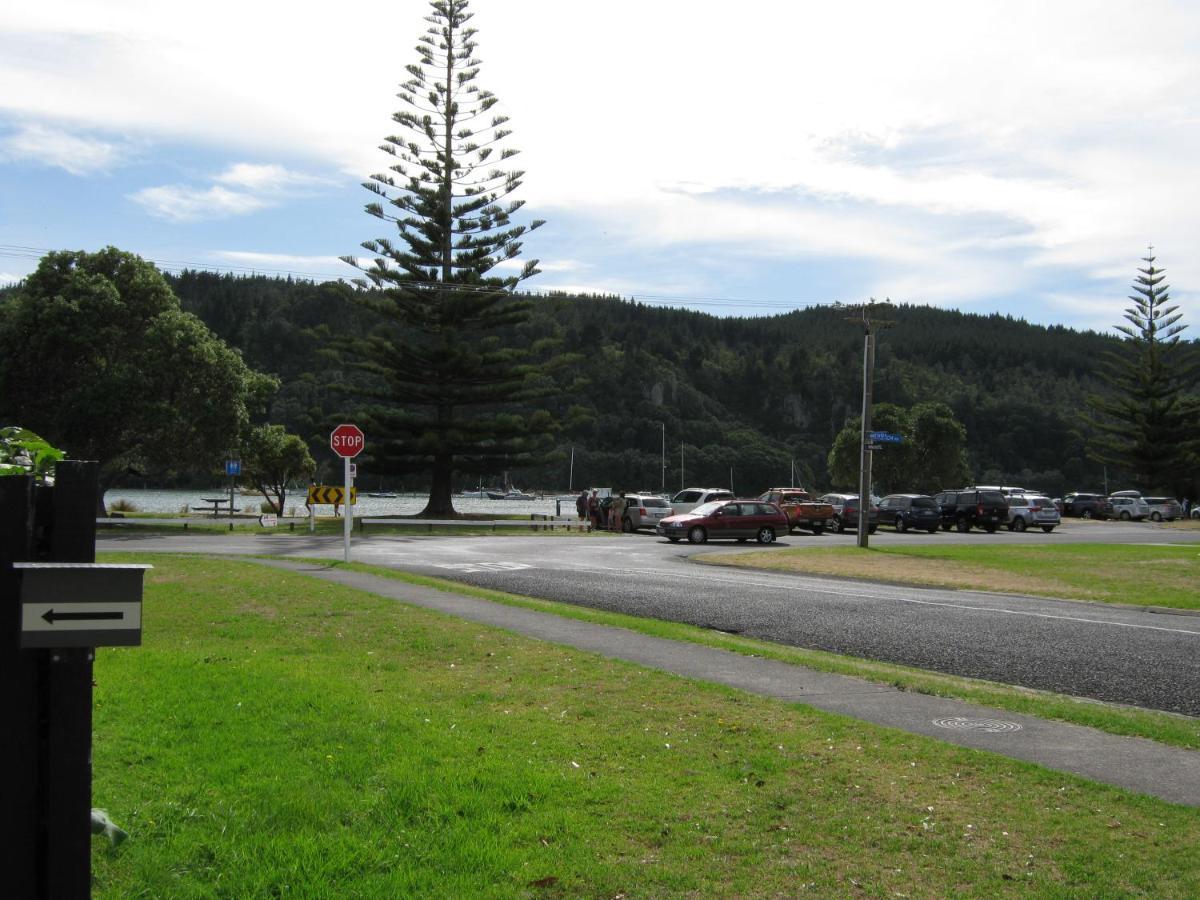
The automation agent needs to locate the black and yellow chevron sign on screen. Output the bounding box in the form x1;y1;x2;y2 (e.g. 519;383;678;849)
307;485;357;505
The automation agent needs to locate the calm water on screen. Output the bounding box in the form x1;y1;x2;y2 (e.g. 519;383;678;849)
102;488;571;518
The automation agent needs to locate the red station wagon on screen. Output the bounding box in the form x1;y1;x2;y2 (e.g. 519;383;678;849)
656;499;789;544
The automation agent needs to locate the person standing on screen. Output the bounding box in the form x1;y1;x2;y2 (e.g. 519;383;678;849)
576;488;588;521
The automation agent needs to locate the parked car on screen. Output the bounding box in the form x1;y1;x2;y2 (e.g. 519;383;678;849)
669;487;735;516
817;493;878;534
1061;493;1113;519
756;488;834;534
1109;495;1150;521
620;493;674;532
1006;495;1060;533
656;499;788;544
933;489;1009;532
1143;497;1182;522
971;485;1034;497
876;494;941;533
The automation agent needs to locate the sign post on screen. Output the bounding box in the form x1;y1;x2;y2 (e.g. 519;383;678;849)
330;424;365;562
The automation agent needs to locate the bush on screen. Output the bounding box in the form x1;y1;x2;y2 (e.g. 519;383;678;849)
109;498;140;512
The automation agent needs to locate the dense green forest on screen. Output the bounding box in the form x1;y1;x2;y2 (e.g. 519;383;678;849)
160;271;1189;499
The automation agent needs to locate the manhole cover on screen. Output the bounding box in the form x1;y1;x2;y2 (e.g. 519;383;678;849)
932;716;1022;734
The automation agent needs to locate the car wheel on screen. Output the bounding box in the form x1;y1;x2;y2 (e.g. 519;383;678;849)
756;526;775;544
895;515;907;533
1041;526;1055;533
1082;509;1093;519
1120;510;1131;521
833;515;845;533
1012;517;1027;532
868;525;877;534
622;517;634;533
687;526;707;544
927;527;939;534
1151;512;1162;522
956;517;970;532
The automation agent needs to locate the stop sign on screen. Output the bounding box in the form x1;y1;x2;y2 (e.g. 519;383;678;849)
330;423;365;458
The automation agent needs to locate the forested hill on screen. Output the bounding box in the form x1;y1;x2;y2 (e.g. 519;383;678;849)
165;271;1138;498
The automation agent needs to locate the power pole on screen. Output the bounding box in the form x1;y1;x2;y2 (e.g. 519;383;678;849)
841;299;894;548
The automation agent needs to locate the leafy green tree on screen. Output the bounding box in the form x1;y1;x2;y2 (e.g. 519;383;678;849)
0;427;64;480
0;248;277;507
342;0;554;516
241;424;316;515
827;402;968;493
1088;251;1200;493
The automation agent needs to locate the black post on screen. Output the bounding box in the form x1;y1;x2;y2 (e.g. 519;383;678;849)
0;474;37;897
42;461;98;899
0;461;99;898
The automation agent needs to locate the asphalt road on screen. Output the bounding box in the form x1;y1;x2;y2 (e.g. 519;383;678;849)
99;519;1200;716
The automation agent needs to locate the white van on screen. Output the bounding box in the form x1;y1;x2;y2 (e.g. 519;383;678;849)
670;487;734;516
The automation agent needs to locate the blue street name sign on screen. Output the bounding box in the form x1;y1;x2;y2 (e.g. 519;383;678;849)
226;459;241;476
867;431;903;444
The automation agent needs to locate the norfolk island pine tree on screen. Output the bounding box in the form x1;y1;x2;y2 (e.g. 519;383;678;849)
341;0;560;516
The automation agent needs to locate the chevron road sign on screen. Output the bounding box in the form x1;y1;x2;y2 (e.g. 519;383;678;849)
307;485;357;505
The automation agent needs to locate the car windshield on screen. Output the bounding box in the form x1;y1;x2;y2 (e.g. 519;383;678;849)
909;497;936;508
689;501;725;517
640;497;670;508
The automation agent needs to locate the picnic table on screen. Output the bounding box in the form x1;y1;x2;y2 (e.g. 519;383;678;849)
193;497;235;517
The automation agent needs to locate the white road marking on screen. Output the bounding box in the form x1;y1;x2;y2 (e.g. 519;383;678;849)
434;562;534;574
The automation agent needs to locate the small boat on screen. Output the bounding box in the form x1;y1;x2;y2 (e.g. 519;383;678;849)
459;488;506;499
502;489;537;501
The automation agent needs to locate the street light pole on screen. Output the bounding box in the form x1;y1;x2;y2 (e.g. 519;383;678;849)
660;423;665;493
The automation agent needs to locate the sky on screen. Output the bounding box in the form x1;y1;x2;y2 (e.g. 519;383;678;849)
2;0;1198;334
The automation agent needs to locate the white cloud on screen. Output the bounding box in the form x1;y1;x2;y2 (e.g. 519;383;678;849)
0;271;25;285
130;184;267;222
0;122;125;174
212;250;349;273
130;162;334;222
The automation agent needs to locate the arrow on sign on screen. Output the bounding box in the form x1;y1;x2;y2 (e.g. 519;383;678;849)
41;609;125;624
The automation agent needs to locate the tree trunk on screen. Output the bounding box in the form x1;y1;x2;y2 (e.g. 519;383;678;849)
421;455;457;517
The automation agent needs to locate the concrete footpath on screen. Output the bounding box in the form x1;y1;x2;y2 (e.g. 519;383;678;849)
256;559;1200;808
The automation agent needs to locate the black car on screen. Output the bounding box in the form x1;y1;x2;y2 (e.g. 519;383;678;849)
933;489;1009;533
877;494;941;533
1061;492;1113;519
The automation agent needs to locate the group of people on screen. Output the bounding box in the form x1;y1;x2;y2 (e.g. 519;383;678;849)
576;488;629;531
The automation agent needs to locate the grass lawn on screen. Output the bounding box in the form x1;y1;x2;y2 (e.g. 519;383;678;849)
92;555;1198;896
710;543;1200;610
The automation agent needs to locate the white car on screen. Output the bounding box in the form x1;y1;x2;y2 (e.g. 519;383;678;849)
1109;495;1150;521
1006;495;1060;533
669;487;734;516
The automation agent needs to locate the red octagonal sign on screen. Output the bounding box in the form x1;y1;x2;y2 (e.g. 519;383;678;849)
330;423;365;458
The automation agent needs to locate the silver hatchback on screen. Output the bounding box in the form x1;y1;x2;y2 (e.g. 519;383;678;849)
1006;495;1060;533
620;494;674;532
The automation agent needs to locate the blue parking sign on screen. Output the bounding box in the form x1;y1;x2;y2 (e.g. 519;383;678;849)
226;459;241;476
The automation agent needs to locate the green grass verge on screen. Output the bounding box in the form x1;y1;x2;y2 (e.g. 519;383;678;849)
92;555;1199;896
296;558;1200;754
711;543;1200;610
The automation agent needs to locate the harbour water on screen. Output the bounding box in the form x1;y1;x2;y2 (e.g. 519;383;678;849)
102;488;570;518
